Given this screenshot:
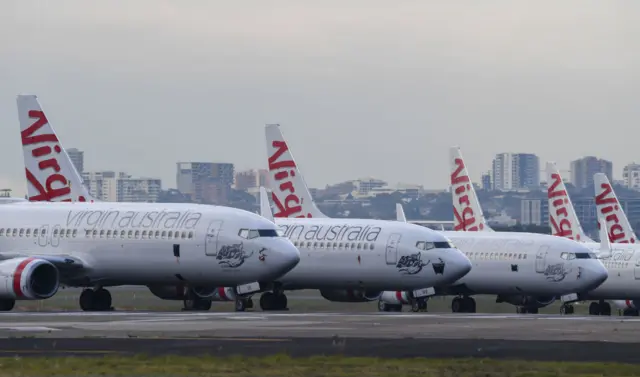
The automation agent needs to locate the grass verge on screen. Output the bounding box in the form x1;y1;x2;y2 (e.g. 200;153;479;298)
0;354;636;376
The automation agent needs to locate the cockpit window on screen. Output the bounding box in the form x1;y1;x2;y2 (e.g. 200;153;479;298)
239;228;283;239
561;252;577;260
417;241;453;250
434;241;453;249
575;252;597;259
257;229;280;237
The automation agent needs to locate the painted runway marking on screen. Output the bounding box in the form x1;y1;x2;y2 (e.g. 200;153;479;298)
0;326;59;331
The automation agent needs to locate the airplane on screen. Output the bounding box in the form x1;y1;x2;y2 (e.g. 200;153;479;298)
16;95;473;312
1;94;301;313
261;127;608;314
546;163;640;316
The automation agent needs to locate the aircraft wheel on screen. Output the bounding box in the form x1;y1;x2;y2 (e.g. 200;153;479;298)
451;297;462;313
0;299;15;311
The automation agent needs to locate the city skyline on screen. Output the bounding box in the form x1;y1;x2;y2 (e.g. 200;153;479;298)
1;1;639;196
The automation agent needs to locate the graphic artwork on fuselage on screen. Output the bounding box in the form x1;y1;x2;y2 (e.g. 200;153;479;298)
396;253;430;275
279;224;382;242
66;209;203;230
543;263;573;282
216;243;255;268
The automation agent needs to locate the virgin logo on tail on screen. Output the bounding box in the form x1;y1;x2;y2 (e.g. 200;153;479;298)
21;110;87;203
267;140;311;218
595;183;634;243
450;158;483;231
547;173;578;240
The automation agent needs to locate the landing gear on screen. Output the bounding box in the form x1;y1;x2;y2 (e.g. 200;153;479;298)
0;299;15;311
79;288;113;311
560;304;575;315
411;298;428;312
378;299;402;312
588;300;611;316
235;298;254;312
451;296;476;313
516;306;538;314
182;289;212;311
259;291;288;311
623;308;639;316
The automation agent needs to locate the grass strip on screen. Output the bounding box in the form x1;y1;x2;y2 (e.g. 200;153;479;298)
0;354;636;376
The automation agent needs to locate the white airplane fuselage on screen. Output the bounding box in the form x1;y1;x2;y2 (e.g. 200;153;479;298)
0;201;300;290
443;231;608;297
580;243;640;300
272;218;472;292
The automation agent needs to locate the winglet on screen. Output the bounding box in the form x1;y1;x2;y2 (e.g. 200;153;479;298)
598;218;612;258
259;186;274;222
396;203;407;222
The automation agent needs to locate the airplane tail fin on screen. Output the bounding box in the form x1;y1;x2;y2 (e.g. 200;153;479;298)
396;203;407;222
594;173;637;243
598;218;612;259
448;146;493;231
16;94;96;203
264;124;327;218
259;186;275;222
545;162;592;242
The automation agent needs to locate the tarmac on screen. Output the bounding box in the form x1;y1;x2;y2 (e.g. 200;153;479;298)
0;311;639;362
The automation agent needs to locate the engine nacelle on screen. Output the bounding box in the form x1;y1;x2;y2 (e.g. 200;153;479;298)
379;291;412;305
613;300;640;310
147;285;237;301
320;289;382;303
0;257;59;300
497;295;556;309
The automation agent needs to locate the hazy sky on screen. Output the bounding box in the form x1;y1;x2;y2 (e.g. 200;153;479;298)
1;1;639;196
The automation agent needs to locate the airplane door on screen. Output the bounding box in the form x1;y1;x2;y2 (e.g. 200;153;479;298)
634;257;640;280
385;233;401;265
535;245;549;273
204;220;223;256
37;225;48;247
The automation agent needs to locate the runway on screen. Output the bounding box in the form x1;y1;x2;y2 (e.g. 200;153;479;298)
1;311;639;362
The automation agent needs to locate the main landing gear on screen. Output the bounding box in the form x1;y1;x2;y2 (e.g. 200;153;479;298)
622;308;639;316
80;288;113;311
411;298;428;312
589;300;611;316
259;289;288;311
451;296;476;313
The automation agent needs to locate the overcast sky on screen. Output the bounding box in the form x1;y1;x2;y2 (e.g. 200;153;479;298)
1;1;638;196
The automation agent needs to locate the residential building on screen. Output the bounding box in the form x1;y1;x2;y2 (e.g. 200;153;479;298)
67;148;84;174
623;163;640;190
492;153;540;191
235;169;259;191
82;171;161;202
570;156;613;190
481;171;492;191
176;162;234;204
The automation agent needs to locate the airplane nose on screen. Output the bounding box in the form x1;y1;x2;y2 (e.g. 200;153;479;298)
580;262;608;291
452;250;472;280
261;239;301;280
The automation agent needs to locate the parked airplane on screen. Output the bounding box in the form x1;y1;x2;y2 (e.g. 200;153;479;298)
6;94;301;312
16;95;473;312
546;164;640;316
262;127;608;314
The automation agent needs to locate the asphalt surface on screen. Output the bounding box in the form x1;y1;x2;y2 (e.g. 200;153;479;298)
0;311;639;362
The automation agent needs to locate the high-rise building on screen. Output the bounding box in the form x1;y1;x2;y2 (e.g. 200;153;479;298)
234;169;259;191
623;163;640;190
67;148;84;174
176;162;235;204
258;169;270;188
492;153;540;191
570;156;613;190
82;171;161;202
481;171;492;191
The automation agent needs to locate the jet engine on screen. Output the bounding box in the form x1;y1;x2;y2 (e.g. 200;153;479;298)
497;295;556;309
319;289;382;302
613;299;640;310
379;291;413;305
0;257;59;300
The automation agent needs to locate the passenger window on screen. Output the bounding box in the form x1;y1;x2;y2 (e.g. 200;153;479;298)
53;229;58;237
370;243;375;250
135;230;140;239
93;229;98;237
66;229;71;237
357;243;362;250
141;230;147;238
189;231;194;239
71;229;76;238
19;229;24;237
99;230;105;238
0;229;4;237
121;230;126;238
161;231;166;239
32;229;37;237
319;242;324;248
